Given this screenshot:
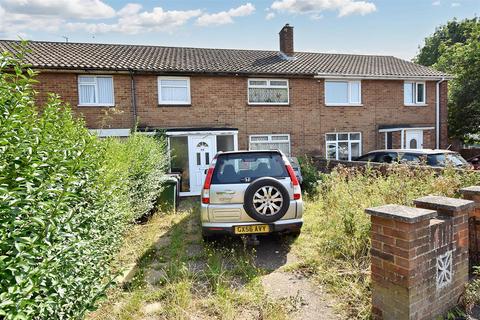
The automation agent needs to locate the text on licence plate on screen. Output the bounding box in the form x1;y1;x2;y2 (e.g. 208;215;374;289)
234;224;270;234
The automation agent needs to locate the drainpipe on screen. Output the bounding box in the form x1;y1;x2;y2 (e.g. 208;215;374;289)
129;69;138;130
436;77;446;149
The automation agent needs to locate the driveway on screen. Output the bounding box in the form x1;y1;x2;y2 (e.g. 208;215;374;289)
88;199;339;320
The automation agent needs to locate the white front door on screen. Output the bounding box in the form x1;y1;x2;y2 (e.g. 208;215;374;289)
405;130;423;149
189;135;215;194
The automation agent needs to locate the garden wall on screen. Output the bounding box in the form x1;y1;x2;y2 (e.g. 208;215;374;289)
366;189;479;319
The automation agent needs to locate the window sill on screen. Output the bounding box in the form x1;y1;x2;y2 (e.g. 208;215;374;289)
325;103;364;107
248;103;290;107
78;104;115;108
158;104;191;107
404;104;428;107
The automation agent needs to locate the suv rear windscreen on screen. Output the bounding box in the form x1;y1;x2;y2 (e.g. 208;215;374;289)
211;152;288;184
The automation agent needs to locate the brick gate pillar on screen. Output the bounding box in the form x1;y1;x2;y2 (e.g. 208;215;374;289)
460;186;480;268
366;196;474;320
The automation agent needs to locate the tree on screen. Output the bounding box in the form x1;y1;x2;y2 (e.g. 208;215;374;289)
415;18;478;67
415;18;480;142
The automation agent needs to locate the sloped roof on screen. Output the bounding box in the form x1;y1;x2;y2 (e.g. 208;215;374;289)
0;40;448;78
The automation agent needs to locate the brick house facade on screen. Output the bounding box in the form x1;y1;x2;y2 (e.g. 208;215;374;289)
1;24;450;195
34;73;448;155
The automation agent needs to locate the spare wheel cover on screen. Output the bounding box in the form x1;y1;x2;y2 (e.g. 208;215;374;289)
243;177;290;223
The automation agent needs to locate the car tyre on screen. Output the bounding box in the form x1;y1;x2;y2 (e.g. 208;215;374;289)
243;177;290;223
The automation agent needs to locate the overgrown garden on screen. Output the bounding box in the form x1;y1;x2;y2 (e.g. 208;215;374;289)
293;164;480;318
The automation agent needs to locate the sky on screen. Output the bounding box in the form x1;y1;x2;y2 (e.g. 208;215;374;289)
0;0;478;61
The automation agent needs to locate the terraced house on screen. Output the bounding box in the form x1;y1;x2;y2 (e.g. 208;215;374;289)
0;24;450;196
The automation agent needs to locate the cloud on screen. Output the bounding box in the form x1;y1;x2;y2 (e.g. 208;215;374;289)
0;2;255;37
67;4;202;34
432;1;441;5
1;0;115;19
270;0;377;18
451;2;460;7
0;5;64;36
265;12;276;20
196;3;255;26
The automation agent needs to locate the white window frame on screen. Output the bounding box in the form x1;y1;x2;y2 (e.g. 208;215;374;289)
247;78;289;105
249;134;291;156
324;80;362;106
325;132;362;161
77;75;114;107
404;81;427;106
158;76;191;105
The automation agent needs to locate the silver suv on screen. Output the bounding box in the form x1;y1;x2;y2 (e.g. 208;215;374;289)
200;150;303;240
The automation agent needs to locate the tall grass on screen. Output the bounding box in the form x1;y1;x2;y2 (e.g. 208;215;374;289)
293;165;480;319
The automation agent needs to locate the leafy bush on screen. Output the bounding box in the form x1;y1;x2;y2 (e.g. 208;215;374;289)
103;133;168;221
298;155;323;196
0;47;168;319
293;165;480;319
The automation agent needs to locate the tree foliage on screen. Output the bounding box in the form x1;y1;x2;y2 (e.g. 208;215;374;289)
415;18;480;141
414;18;478;67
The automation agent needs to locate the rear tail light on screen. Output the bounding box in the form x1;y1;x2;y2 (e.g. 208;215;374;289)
202;156;217;204
285;159;301;200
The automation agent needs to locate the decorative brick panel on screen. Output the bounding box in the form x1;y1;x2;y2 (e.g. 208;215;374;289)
366;195;474;320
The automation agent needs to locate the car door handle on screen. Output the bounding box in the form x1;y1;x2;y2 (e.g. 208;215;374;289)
216;190;236;195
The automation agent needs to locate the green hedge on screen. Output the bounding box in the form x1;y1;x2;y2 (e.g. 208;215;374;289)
103;133;168;221
0;47;168;319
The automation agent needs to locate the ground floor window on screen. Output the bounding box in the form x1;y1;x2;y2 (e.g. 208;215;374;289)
249;134;291;156
217;135;235;152
325;132;361;161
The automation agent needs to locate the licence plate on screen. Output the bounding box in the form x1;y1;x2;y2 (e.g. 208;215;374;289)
234;224;270;234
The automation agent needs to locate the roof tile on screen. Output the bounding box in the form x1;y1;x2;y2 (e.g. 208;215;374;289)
0;40;448;78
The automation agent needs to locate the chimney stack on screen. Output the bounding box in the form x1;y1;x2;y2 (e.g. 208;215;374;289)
279;24;294;57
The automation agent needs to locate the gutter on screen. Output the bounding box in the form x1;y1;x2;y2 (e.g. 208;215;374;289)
436;77;446;149
314;73;453;81
129;69;137;129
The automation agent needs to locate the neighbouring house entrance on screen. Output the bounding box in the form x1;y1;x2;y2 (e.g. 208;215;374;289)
167;129;238;196
379;126;433;150
405;130;423;149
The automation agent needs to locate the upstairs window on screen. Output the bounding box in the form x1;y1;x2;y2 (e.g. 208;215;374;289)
404;81;426;105
158;77;191;105
325;80;361;106
78;75;114;106
248;79;289;105
325;132;362;161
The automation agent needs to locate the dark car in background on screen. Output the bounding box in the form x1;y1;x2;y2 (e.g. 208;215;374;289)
354;149;472;169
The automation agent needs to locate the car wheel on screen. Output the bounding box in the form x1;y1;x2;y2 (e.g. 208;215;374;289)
243;177;290;223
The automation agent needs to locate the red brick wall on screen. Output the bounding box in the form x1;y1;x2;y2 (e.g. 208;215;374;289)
35;73;133;129
34;72;446;156
368;197;473;319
